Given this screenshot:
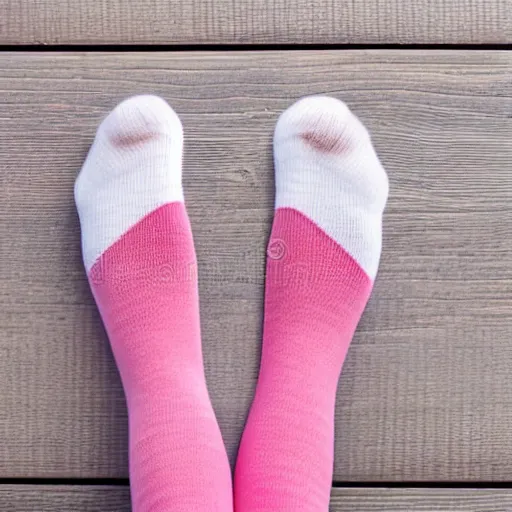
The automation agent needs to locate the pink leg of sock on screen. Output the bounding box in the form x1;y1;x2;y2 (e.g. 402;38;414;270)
75;96;233;512
235;97;388;511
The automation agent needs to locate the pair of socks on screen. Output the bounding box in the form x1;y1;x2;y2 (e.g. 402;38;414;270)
75;95;388;511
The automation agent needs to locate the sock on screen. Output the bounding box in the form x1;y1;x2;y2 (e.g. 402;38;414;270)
75;96;233;512
235;96;388;511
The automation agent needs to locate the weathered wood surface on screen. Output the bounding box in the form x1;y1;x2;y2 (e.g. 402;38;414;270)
4;486;512;511
331;489;512;511
1;0;511;45
0;486;131;511
1;51;511;480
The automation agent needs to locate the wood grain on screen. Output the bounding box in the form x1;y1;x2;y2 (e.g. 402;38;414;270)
330;489;512;511
0;485;131;511
1;0;511;45
4;486;512;511
0;51;511;480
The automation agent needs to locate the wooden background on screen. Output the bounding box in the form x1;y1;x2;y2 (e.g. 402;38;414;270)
1;0;511;44
1;1;512;510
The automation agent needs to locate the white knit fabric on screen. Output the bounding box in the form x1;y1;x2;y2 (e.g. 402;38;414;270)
274;96;388;280
75;95;184;271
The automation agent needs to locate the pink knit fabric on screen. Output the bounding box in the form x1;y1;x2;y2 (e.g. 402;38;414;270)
88;202;233;512
235;207;373;511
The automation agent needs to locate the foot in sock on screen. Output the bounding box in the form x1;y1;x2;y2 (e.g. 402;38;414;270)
75;96;232;512
235;96;388;511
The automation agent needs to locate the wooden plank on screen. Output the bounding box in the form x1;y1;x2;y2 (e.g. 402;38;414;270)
4;486;512;511
331;489;512;511
1;0;511;45
0;485;131;511
0;51;511;480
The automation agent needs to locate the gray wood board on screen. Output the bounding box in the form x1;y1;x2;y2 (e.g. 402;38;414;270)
4;486;512;511
0;51;511;480
1;0;511;45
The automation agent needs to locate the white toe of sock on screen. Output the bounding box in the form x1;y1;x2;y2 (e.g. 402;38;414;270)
75;95;184;271
101;95;183;146
274;96;388;280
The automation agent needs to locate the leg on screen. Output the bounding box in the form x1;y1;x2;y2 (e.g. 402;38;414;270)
75;96;232;512
235;96;388;511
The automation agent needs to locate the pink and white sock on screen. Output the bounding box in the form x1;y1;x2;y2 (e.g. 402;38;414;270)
235;96;388;511
75;96;232;512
